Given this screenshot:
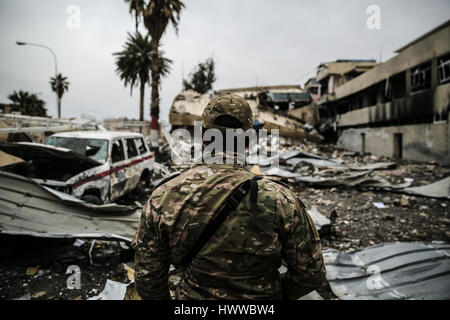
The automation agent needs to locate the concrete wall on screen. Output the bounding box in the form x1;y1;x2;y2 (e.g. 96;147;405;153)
435;83;450;115
337;83;450;127
336;119;450;165
335;22;450;100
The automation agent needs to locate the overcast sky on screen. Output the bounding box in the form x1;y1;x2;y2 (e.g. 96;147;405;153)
0;0;449;122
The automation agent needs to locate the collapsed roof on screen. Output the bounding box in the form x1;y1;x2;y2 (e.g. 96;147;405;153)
317;60;378;82
169;86;323;143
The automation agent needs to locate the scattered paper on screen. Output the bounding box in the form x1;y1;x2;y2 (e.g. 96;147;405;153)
373;202;389;209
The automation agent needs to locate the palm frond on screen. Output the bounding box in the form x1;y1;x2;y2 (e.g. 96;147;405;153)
50;73;70;99
113;31;172;95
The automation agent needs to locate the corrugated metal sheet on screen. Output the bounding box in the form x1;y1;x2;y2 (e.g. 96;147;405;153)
402;176;450;199
324;242;450;300
0;171;140;242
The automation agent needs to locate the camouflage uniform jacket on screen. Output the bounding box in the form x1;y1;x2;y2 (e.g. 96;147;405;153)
132;163;325;300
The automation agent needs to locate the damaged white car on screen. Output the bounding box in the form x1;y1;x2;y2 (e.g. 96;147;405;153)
0;131;154;204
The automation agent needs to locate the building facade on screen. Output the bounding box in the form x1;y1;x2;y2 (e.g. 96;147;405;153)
321;20;450;165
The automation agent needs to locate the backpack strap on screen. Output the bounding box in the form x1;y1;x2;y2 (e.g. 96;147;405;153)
249;176;262;216
179;176;261;268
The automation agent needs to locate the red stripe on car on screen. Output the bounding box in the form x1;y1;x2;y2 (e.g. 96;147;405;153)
73;155;153;189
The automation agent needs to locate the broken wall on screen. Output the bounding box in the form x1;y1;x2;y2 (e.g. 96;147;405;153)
288;103;320;126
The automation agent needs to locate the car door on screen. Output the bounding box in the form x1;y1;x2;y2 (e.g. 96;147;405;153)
134;136;153;183
124;137;141;191
109;138;127;201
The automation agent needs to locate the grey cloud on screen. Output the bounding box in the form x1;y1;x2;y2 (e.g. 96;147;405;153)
0;0;449;122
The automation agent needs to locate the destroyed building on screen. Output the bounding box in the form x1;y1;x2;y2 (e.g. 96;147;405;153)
318;20;450;165
169;90;209;130
219;85;311;113
287;78;321;126
315;59;378;107
304;78;321;103
169;85;323;143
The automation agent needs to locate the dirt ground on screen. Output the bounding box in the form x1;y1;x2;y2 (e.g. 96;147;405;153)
0;146;449;300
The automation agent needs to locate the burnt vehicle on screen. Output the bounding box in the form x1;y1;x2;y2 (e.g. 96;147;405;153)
0;131;154;204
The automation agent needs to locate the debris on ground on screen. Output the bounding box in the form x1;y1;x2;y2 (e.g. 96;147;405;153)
88;279;132;300
0;171;140;242
323;242;450;300
1;123;449;300
402;176;450;199
307;206;332;236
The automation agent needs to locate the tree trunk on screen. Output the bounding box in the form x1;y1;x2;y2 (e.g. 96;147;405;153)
57;96;61;119
150;39;161;151
139;80;145;133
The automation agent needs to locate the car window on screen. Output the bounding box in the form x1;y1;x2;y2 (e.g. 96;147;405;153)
111;139;125;163
135;138;147;155
126;138;138;159
46;137;108;162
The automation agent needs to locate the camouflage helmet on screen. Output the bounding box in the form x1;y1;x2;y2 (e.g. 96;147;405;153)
202;93;253;131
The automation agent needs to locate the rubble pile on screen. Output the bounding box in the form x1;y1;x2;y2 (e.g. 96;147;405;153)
169;87;324;144
0;236;133;300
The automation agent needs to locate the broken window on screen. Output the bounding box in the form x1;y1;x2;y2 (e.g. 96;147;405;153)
309;87;319;95
135;138;147;155
438;53;450;85
46;137;108;162
319;79;328;97
391;71;406;100
434;111;448;123
369;91;377;106
111;139;125;163
126;138;138;159
410;61;431;93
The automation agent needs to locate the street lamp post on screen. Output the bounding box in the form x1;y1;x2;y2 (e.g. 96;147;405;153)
16;41;60;117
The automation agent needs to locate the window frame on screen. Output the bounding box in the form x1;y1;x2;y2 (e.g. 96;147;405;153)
438;53;450;86
134;137;148;155
125;138;139;159
410;61;432;93
111;138;126;164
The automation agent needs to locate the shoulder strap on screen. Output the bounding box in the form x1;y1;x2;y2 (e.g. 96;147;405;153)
179;176;262;268
151;172;181;190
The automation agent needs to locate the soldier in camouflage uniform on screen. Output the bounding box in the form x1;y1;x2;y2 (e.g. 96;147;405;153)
132;93;325;300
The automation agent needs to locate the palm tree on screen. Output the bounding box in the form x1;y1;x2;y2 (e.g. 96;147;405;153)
113;31;173;122
8;90;48;117
125;0;184;149
50;73;70;118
